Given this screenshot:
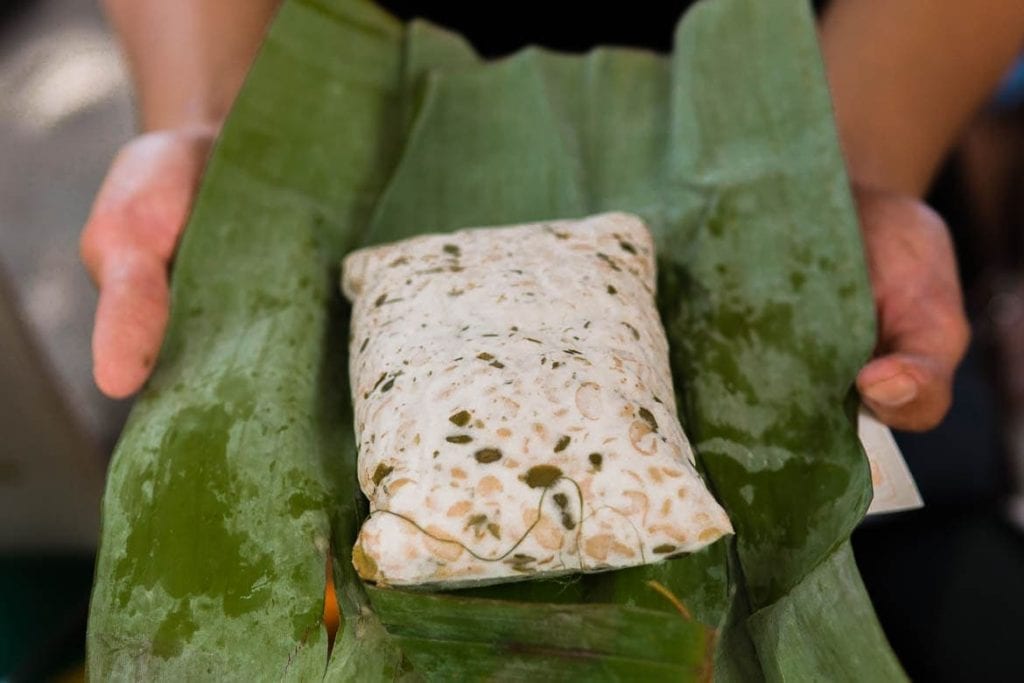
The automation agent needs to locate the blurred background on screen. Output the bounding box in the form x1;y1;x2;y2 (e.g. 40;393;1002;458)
1;0;130;678
0;0;1022;680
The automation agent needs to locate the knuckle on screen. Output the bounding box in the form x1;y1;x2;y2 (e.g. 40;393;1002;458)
85;193;178;262
100;191;160;232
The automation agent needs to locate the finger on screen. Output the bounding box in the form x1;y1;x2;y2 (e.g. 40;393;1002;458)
859;290;969;431
857;351;957;432
81;130;213;397
854;188;970;430
92;249;170;399
865;274;970;431
80;139;202;281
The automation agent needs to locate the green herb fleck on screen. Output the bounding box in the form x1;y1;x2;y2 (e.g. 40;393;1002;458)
622;322;640;340
561;514;577;531
449;410;471;427
554;435;571;452
442;243;461;257
607;285;617;295
546;226;569;239
638;407;658;431
653;544;677;554
374;293;388;307
466;514;487;529
552;493;569;509
446;435;473;444
371;372;387;392
506;554;538;573
551;361;562;369
524;465;563;488
359;338;369;353
619;240;637;254
476;352;494;361
588;453;603;471
563;348;581;355
380;378;395;393
474;448;503;464
372;463;394;486
596;252;622;272
525;337;542;344
490;361;505;369
486;523;501;539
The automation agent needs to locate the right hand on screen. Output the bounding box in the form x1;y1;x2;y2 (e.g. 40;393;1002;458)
80;125;217;399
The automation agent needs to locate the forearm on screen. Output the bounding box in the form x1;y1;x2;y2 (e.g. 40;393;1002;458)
821;0;1024;197
104;0;283;132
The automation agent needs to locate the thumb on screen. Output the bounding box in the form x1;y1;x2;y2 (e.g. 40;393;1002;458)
91;249;170;399
857;292;969;431
80;128;214;398
853;188;970;431
857;351;957;432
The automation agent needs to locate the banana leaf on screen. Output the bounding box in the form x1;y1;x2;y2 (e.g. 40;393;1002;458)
87;0;906;680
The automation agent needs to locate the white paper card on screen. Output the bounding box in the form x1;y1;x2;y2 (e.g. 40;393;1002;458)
859;407;924;515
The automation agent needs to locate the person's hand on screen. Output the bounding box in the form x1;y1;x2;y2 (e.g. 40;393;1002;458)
80;125;217;399
854;184;970;431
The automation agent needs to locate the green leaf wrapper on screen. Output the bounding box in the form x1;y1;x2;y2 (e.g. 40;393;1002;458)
87;0;905;680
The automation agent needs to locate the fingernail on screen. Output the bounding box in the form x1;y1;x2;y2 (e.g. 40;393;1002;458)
863;374;918;408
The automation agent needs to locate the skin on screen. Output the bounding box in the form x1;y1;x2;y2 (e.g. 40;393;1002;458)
80;126;215;398
821;0;1024;429
82;1;1024;432
81;0;281;398
851;186;970;430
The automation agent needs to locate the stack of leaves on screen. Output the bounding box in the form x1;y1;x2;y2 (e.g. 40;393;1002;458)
87;0;907;679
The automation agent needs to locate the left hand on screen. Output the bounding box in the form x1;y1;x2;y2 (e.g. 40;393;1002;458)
80;125;216;398
854;184;970;431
